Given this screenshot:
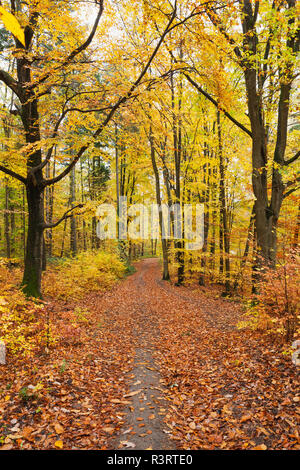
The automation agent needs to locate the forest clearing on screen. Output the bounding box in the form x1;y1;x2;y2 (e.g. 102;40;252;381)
0;0;299;455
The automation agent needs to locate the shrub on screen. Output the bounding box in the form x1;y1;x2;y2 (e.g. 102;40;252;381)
0;265;49;357
44;249;126;300
239;250;300;342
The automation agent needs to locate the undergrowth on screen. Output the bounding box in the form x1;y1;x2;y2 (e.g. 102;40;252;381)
239;250;300;343
44;250;126;300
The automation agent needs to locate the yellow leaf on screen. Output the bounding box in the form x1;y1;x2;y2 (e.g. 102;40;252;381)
54;440;63;449
34;383;43;392
0;6;25;46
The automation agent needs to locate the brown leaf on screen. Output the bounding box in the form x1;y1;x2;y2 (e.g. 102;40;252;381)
111;399;131;405
103;427;115;434
124;389;142;398
120;440;135;448
54;423;64;435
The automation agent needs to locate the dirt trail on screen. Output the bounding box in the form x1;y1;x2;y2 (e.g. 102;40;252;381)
107;258;299;451
110;259;173;450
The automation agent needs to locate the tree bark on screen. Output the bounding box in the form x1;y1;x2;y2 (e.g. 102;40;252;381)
70;165;77;255
217;110;230;294
149;127;170;280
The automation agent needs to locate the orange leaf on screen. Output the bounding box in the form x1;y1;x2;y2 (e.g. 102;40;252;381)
252;444;267;450
240;415;252;423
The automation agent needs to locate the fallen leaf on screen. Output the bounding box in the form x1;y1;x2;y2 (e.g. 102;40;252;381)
103;427;114;434
0;444;13;450
120;440;136;448
54;440;63;449
252;444;267;450
54;423;64;435
111;399;131;404
124;389;142;398
240;415;252;423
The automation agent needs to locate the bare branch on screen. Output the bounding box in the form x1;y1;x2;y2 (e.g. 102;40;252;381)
0;164;27;184
44;3;178;187
184;73;252;137
284;150;300;166
43;204;84;229
0;70;22;100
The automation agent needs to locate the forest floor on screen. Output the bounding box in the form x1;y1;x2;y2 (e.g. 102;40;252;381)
0;258;299;450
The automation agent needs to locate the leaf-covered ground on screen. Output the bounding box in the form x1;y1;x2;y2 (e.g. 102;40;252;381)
0;259;299;450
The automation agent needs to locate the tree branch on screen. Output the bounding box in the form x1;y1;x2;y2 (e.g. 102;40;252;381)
284;150;300;166
43;204;84;229
0;69;22;100
31;103;112;173
0;164;26;184
43;2;178;187
283;175;300;198
183;72;252;137
283;185;299;199
205;6;243;61
29;0;104;90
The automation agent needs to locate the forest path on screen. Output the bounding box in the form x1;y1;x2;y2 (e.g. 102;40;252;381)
106;258;298;451
108;257;241;450
109;259;173;450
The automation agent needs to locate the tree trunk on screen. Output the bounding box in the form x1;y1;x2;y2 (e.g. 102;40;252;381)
292;204;300;249
171;67;184;285
4;184;11;259
21;181;44;297
70;165;77;255
199;121;211;286
233;206;254;291
217;110;230;294
20;85;45;297
149;127;170;280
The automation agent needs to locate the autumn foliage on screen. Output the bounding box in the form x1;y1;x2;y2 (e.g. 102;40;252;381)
44;250;127;300
0;0;299;453
244;251;300;342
